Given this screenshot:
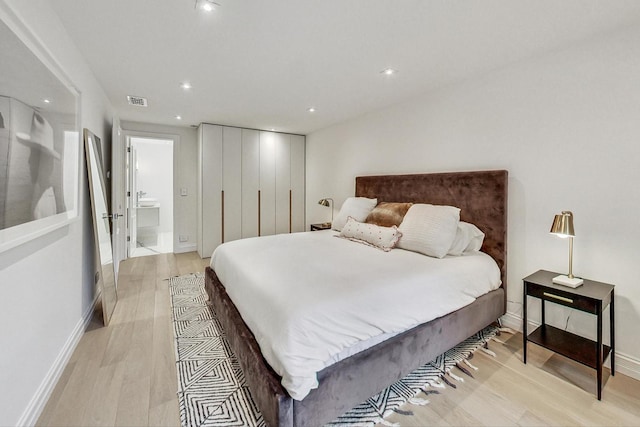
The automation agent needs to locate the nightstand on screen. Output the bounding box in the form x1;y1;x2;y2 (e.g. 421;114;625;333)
523;270;615;400
310;223;332;231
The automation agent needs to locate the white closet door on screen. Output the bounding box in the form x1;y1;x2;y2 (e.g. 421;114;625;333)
198;124;222;257
259;131;276;236
275;133;291;234
290;135;305;233
223;127;242;242
241;129;259;238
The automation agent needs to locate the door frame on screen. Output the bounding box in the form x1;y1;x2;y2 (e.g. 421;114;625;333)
118;129;180;259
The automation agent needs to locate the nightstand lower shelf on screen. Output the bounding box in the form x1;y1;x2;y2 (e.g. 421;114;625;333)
528;325;611;370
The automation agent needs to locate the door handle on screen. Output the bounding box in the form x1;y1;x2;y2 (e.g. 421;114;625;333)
103;213;123;221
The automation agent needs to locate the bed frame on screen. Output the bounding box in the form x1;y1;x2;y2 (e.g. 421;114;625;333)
205;169;508;426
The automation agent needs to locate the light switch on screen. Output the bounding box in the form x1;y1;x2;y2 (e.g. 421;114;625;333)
180;188;188;196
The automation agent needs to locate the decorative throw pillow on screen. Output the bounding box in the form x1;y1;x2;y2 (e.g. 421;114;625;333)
397;204;460;258
339;217;402;252
332;197;377;231
365;202;413;227
447;222;485;256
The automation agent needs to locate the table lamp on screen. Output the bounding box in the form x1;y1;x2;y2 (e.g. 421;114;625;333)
318;198;334;226
550;211;583;288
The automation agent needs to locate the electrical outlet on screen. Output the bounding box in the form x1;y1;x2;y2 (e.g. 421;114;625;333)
179;235;189;242
180;188;188;196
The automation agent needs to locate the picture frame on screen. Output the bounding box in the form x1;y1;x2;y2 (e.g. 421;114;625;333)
0;16;81;253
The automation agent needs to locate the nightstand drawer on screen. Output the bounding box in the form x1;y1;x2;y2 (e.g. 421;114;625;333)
526;282;598;313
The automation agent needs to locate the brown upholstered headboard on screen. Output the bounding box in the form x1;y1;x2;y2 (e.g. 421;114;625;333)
355;170;508;296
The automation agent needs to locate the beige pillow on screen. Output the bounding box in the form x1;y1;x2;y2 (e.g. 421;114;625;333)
397;204;460;258
339;217;402;252
365;202;413;227
332;197;377;231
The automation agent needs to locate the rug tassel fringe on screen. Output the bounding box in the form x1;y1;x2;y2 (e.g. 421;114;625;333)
448;371;464;382
480;347;497;357
393;408;414;416
408;397;430;406
374;417;400;427
499;327;516;334
492;336;506;344
463;358;479;370
429;378;446;388
441;375;457;388
456;362;474;378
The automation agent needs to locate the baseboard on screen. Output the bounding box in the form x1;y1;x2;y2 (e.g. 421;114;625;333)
16;294;99;427
614;352;640;380
499;310;640;382
500;311;523;332
174;243;197;254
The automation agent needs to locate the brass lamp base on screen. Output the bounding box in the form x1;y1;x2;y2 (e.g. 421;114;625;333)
552;274;584;288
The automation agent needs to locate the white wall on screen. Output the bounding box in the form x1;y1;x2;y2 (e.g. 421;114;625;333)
0;1;114;425
121;121;198;253
306;25;640;378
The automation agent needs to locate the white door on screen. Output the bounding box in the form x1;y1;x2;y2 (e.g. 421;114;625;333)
259;131;276;236
241;129;260;238
275;133;291;234
290;135;305;232
222;126;242;242
127;145;137;257
111;121;126;281
198;124;223;257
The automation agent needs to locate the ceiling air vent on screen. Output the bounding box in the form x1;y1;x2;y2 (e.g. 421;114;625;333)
127;95;148;107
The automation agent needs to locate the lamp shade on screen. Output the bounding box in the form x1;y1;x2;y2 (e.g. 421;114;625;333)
550;211;575;237
549;210;582;287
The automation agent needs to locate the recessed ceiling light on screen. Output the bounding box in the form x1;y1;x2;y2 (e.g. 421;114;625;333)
175;115;182;120
307;107;316;113
43;99;51;104
180;82;192;90
195;0;220;12
270;128;276;131
380;68;398;76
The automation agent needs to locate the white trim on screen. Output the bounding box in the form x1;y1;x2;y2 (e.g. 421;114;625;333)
500;310;640;382
616;352;640;380
174;243;197;254
500;310;523;332
122;130;180;260
16;294;99;427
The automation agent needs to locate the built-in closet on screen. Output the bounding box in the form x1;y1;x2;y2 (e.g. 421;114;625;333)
196;123;305;258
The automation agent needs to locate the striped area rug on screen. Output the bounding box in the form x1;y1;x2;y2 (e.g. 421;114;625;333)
169;273;501;427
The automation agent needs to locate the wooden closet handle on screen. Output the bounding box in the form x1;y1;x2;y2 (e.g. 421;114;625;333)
289;190;292;233
258;190;261;236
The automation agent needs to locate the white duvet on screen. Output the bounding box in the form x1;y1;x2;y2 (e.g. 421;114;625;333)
210;230;501;400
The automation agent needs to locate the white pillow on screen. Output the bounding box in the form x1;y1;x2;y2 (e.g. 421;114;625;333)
332;197;377;231
339;217;402;252
397;204;460;258
447;222;485;256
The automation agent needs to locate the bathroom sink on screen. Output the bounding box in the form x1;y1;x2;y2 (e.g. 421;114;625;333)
137;197;158;207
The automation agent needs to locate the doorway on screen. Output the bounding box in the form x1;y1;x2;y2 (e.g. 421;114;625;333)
126;136;174;257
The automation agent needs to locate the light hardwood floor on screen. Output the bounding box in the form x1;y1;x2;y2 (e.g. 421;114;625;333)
37;252;640;427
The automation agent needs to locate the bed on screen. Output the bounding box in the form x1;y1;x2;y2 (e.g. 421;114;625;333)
204;170;508;426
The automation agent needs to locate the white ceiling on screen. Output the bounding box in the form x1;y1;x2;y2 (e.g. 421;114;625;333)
49;0;640;135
